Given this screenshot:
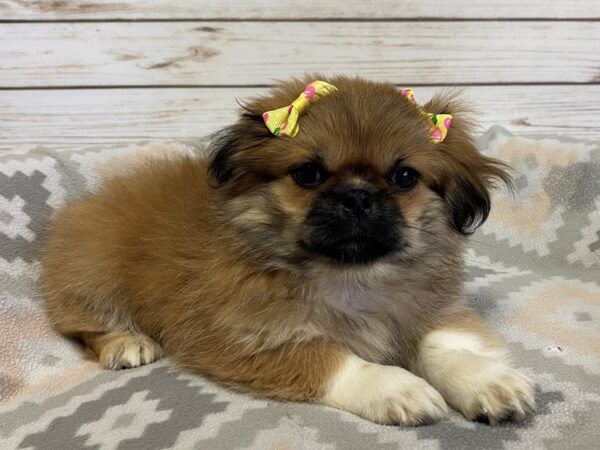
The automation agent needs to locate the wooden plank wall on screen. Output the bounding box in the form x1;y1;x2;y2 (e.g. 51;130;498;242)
0;1;599;150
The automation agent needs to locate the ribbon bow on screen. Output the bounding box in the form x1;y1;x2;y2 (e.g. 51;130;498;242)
262;80;338;137
261;82;452;143
400;88;453;143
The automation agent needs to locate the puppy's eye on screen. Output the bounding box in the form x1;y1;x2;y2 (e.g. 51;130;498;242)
291;162;327;187
389;166;420;190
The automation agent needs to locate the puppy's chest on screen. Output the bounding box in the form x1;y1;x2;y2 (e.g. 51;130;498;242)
319;278;391;315
308;270;417;361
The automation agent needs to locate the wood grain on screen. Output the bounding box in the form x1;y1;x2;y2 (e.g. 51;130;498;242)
1;21;599;87
1;0;599;20
1;86;597;151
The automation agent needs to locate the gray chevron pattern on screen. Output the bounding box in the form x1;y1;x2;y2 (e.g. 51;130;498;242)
1;129;599;449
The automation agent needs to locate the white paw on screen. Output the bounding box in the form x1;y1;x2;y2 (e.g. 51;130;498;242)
323;355;448;425
99;334;163;370
445;359;535;425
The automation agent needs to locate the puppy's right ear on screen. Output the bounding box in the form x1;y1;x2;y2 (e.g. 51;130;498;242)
208;126;238;185
208;113;270;187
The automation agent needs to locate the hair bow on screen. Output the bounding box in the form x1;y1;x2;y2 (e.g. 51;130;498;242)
399;88;453;143
262;80;338;137
261;82;452;143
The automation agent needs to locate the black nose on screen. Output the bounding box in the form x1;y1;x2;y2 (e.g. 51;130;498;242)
340;189;373;214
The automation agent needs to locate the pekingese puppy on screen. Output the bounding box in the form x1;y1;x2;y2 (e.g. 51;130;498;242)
42;76;535;426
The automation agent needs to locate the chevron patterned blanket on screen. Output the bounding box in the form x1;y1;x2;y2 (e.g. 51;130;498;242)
1;127;599;449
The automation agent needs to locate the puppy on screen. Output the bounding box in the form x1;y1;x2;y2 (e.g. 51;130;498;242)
42;76;535;426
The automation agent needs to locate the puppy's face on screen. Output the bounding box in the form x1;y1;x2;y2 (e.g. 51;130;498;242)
209;77;509;268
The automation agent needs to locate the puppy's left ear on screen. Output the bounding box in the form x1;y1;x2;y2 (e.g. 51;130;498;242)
424;92;512;235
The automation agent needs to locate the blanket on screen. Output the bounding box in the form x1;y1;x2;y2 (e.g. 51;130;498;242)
1;127;599;449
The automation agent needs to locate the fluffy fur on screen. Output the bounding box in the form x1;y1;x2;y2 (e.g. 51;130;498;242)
42;76;534;426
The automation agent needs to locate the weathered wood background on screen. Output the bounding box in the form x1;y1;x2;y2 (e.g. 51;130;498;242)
0;1;599;150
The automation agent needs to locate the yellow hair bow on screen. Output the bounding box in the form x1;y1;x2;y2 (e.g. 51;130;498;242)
262;80;338;137
261;82;452;144
399;88;453;143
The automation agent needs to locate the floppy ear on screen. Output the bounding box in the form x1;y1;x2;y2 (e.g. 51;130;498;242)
424;92;511;235
208;113;270;187
209;77;324;188
442;157;509;235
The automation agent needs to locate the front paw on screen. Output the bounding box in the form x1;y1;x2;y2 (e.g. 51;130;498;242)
324;356;448;426
449;360;535;425
99;333;163;370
